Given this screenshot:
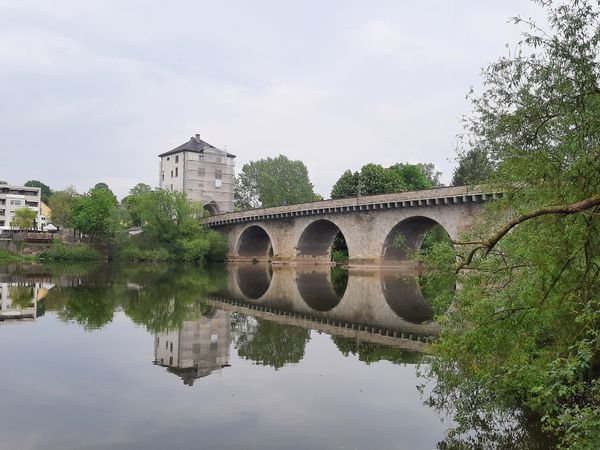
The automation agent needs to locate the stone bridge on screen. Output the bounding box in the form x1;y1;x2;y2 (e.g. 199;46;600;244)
205;186;500;267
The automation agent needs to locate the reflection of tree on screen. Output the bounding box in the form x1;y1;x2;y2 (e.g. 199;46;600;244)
57;286;117;330
232;315;310;369
124;265;226;333
330;267;348;298
420;357;555;449
42;263;227;332
9;285;34;309
332;336;422;365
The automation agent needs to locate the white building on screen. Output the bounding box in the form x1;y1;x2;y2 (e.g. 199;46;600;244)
159;134;236;214
0;182;42;231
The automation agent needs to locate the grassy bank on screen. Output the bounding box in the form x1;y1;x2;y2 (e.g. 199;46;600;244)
0;249;36;262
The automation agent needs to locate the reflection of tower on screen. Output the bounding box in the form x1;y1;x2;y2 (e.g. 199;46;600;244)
154;310;231;386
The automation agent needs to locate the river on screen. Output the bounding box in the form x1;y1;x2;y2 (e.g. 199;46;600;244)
0;262;552;449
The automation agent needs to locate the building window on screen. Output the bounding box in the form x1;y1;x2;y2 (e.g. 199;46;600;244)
217;157;224;164
215;169;222;180
199;154;204;161
170;342;173;352
175;167;178;177
169;356;173;365
175;155;179;163
167;157;170;161
171;170;173;178
162;172;164;181
198;168;205;177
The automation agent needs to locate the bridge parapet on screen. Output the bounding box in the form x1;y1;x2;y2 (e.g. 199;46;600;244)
203;185;501;227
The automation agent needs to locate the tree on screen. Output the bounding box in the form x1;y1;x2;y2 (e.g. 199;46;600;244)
424;1;600;446
71;187;119;238
24;180;52;204
234;155;319;209
134;189;228;262
330;162;440;199
93;182;110;191
122;183;153;227
11;208;37;230
451;148;495;185
48;186;78;229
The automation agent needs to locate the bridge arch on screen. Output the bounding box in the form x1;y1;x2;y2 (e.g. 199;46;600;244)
203;201;220;216
236;225;274;260
382;216;450;261
296;219;348;261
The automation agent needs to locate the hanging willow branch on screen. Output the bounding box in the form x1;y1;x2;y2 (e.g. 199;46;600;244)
456;194;600;273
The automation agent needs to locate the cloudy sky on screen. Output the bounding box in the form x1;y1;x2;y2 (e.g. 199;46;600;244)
1;0;542;199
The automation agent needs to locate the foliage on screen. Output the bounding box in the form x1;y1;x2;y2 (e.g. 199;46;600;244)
93;182;110;191
125;189;228;263
234;154;319;209
10;208;37;230
333;336;422;365
48;186;78;229
9;285;34;309
40;243;103;261
451;148;495;186
330;162;441;199
71;187;120;239
233;316;310;369
121;183;152;227
423;1;600;447
24;180;52;204
42;263;228;332
0;249;24;261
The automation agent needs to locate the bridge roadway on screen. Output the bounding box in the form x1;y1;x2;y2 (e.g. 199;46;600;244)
205;185;501;267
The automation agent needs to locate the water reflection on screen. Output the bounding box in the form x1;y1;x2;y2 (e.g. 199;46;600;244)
0;281;52;320
154;309;231;385
223;264;441;346
0;262;554;449
380;273;434;323
296;267;347;311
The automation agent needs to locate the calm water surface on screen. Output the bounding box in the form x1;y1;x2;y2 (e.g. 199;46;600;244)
0;262;548;450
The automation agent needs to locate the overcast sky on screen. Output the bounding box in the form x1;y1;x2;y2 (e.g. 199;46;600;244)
1;0;543;199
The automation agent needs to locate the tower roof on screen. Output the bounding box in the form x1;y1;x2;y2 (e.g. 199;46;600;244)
158;134;236;158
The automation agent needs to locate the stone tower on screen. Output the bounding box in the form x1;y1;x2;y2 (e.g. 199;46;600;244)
159;134;235;214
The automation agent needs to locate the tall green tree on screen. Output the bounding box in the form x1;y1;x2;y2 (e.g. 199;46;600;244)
235;155;319;209
48;186;78;229
24;180;52;204
425;1;600;446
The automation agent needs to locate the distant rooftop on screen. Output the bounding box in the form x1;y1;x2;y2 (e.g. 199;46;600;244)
158;134;236;158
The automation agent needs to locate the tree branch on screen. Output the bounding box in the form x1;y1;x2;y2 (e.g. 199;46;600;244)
456;194;600;273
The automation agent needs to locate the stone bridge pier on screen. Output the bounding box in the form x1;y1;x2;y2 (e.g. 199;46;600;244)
205;186;498;267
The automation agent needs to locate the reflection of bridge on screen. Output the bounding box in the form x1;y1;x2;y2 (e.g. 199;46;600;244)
211;264;441;351
205;186;500;266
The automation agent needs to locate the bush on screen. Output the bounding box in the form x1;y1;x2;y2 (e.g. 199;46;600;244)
115;245;172;262
40;243;103;261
